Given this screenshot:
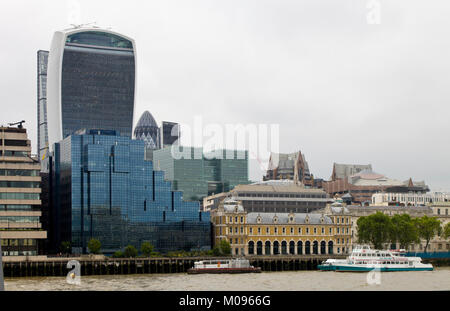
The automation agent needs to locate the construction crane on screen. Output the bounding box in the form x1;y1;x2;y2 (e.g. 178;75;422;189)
8;120;25;128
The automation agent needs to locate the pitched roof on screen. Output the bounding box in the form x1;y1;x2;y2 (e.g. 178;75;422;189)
247;212;333;224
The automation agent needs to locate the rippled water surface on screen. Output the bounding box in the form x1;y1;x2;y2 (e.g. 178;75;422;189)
4;267;450;291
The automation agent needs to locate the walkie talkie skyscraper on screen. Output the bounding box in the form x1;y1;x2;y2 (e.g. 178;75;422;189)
46;27;137;151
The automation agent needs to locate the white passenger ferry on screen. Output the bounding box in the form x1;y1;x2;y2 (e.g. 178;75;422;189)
187;258;261;274
318;245;433;272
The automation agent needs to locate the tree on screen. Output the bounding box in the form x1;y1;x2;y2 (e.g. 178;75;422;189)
141;242;154;257
390;214;419;249
356;212;393;249
219;239;231;255
443;222;450;240
414;215;441;253
60;241;71;255
87;238;101;254
124;245;138;258
112;251;124;258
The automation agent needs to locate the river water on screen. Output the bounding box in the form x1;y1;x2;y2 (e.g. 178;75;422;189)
4;268;450;291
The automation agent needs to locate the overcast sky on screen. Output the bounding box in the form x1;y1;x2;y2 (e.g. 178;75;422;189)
1;0;450;190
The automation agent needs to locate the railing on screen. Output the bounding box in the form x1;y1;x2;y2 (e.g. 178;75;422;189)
404;251;450;259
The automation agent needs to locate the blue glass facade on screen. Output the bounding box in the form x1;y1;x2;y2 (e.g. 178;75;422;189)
52;130;210;254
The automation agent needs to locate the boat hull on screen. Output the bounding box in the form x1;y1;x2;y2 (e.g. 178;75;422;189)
187;267;262;274
318;265;433;272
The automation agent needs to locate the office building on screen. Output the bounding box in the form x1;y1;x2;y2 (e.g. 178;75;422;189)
205;180;330;213
134;110;160;150
51;129;210;254
153;146;249;201
211;198;352;256
37;50;49;163
323;167;429;205
46;27;136;152
371;192;450;206
0;126;47;256
161;121;180;147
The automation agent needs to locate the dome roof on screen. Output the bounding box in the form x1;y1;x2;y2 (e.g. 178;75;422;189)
134;111;160;149
135;110;158;129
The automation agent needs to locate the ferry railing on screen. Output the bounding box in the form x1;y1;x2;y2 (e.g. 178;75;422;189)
404;251;450;259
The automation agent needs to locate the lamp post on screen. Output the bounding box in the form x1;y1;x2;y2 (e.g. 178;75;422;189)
0;237;4;291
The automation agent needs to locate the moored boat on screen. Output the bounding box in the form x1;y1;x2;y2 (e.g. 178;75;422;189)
318;245;433;272
187;258;261;274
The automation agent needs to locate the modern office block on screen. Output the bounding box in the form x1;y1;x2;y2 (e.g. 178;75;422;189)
0;126;47;256
134;110;160;150
46;27;136;152
161;121;180;147
153;147;249;201
51;130;210;254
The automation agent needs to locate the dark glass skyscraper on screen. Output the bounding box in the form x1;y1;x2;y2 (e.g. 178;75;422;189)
37;50;49;162
52;130;210;254
46;27;136;152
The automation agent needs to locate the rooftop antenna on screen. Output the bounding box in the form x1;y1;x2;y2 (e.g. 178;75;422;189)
70;21;98;29
8;120;25;128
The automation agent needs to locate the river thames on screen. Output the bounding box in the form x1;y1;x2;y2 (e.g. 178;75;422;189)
3;267;450;291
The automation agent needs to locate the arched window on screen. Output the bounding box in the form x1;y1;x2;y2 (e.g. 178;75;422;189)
320;241;326;254
305;241;311;255
273;241;280;255
289;241;295;254
297;241;303;255
313;241;318;254
265;241;271;255
257;241;263;255
281;241;287;255
328;241;333;255
248;241;255;255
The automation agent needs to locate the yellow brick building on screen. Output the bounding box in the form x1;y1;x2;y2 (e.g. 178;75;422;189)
211;198;352;256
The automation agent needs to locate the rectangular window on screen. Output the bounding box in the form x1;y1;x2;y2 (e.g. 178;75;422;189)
266;227;269;234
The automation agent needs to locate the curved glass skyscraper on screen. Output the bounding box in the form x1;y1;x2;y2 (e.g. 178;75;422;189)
46;27;136;151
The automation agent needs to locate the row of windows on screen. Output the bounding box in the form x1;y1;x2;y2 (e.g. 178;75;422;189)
436;208;449;215
0;150;29;157
237;192;327;199
0;193;40;200
0;169;39;176
0;139;28;147
0;181;40;188
245;226;350;235
0;205;36;211
0;216;40;223
0;239;37;246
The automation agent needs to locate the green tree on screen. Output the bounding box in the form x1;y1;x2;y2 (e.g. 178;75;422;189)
415;216;442;253
124;245;138;258
112;251;124;258
356;212;393;249
443;222;450;240
212;246;221;256
141;242;154;257
390;214;420;248
219;239;232;255
87;238;101;254
60;241;71;255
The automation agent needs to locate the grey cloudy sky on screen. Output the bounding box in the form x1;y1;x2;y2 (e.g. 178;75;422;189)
1;0;449;190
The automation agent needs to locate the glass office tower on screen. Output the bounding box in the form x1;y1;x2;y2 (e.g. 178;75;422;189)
46;28;136;152
153;147;249;201
52;130;210;254
37;50;49;162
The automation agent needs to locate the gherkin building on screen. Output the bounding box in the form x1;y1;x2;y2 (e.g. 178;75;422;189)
134;110;160;149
